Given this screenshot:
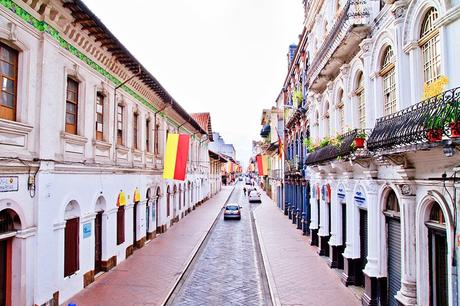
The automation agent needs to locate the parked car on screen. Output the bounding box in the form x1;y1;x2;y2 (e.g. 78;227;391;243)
224;203;242;220
248;190;261;203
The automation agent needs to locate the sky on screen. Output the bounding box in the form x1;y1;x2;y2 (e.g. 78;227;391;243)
83;0;304;167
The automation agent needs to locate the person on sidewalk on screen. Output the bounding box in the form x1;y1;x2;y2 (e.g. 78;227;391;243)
243;187;247;196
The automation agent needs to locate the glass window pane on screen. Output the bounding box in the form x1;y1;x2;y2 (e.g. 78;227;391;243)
97;113;103;123
97;123;103;132
1;92;14;107
0;62;14;77
66;113;75;124
2;77;14;93
0;47;16;63
67;79;78;91
96;104;103;113
66;102;76;114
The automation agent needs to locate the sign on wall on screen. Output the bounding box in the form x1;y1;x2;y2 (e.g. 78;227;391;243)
337;187;346;201
0;176;19;192
354;186;366;208
83;223;91;239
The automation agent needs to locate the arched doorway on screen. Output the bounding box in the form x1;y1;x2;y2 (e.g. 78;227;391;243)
319;184;331;257
383;189;401;306
426;202;448;306
0;209;21;306
94;196;106;274
145;189;152;240
64;201;80;278
173;185;177;224
155;187;161;233
166;186;171;219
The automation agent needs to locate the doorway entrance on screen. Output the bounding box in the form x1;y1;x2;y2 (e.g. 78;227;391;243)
94;211;103;274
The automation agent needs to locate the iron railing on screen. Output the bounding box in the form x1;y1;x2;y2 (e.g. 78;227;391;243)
367;87;460;151
269;169;283;180
305;129;360;165
286;158;303;172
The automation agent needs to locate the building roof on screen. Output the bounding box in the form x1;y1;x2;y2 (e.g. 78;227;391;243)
209;150;228;162
61;0;206;135
190;113;213;141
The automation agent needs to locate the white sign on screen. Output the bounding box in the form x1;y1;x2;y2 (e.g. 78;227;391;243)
0;176;18;192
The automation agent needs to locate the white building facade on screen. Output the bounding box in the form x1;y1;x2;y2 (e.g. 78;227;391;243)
285;0;460;305
0;0;210;305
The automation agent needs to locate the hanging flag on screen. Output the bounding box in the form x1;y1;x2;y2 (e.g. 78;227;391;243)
117;191;126;207
163;133;190;181
275;127;283;158
262;155;269;175
256;155;269;176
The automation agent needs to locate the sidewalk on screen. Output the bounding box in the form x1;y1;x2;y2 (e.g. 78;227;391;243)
65;186;234;306
254;191;360;306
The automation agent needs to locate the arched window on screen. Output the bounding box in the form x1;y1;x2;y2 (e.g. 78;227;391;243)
429;202;445;225
385;190;400;213
355;72;366;129
336;90;344;133
420;8;440;84
426;202;448;306
380;46;397;115
324;102;330;137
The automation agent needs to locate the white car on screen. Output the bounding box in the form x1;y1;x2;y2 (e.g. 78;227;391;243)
248;190;261;203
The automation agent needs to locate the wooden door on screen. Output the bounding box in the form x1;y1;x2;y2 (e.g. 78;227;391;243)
94;212;103;274
133;203;137;246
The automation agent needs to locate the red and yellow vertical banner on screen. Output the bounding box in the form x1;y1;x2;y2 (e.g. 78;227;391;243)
163;133;190;181
256;155;269;176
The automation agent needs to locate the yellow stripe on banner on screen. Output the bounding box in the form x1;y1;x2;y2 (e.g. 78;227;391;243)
163;134;179;179
262;155;269;176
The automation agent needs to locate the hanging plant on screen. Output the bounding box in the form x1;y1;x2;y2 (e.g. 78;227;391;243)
293;89;303;107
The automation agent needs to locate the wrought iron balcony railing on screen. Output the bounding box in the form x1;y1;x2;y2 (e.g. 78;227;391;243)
305;129;360;165
285;158;303;172
269;169;283;180
367;87;460;151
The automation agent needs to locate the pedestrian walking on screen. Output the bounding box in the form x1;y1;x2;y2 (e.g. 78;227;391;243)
243;187;247;196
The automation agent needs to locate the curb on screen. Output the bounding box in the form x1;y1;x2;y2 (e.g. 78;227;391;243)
161;186;236;306
253;192;282;306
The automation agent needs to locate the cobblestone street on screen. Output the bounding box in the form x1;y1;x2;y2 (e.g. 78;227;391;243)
166;183;271;306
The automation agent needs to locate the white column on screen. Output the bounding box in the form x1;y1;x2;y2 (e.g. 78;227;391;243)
396;191;417;305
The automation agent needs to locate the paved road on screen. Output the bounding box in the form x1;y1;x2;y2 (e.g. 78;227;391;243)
166;183;272;306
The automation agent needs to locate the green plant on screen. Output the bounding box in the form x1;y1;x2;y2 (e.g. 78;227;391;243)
350;142;356;151
336;156;344;161
293;89;303;107
303;138;315;152
319;137;330;148
356;130;367;139
329;136;343;148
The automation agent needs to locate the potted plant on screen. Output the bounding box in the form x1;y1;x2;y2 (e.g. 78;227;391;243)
354;131;366;149
303;138;315;152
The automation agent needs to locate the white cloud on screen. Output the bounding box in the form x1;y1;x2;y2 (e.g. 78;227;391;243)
83;0;303;167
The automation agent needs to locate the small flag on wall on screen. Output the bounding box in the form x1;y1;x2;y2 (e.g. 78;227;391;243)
134;188;141;202
117;191;126;207
163;133;190;181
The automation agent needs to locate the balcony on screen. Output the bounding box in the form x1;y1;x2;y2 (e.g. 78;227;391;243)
306;1;370;93
269;169;283;180
367;87;460;151
285;158;303;172
260;124;271;138
306;129;360;165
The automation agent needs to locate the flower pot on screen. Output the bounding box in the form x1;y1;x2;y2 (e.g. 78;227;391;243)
426;129;443;142
450;121;460;138
354;137;365;149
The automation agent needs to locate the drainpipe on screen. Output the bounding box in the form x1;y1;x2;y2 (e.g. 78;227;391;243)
112;66;142;161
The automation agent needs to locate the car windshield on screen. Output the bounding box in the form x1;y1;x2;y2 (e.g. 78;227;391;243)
226;205;239;210
249;191;258;196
